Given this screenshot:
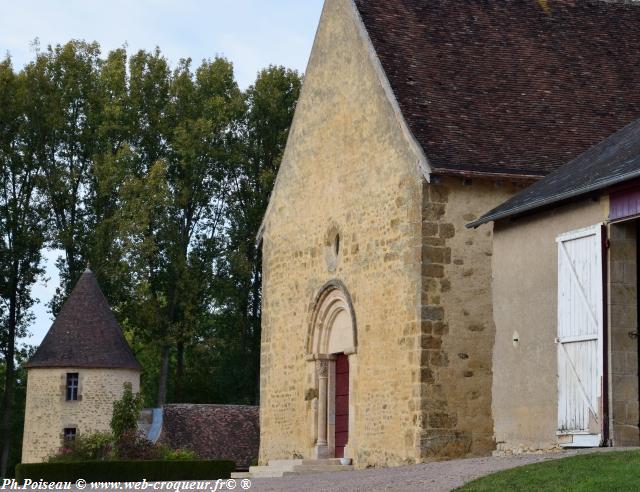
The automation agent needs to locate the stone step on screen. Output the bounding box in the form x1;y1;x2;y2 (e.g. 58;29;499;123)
266;459;304;468
249;465;292;474
288;464;354;474
248;465;295;476
283;470;352;476
230;472;251;479
242;468;290;478
301;458;344;465
237;461;354;478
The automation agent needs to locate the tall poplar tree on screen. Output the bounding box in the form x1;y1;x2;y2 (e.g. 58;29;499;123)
207;66;301;403
0;45;304;464
119;53;244;405
0;58;46;478
38;41;102;309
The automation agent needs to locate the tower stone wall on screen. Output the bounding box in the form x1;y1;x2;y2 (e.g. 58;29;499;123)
22;367;140;463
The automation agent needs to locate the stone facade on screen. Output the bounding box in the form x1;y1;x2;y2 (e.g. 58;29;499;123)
608;222;640;447
22;368;140;463
259;0;424;468
258;0;523;468
417;177;520;459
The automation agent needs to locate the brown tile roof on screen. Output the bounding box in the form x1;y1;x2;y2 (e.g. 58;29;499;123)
25;269;141;370
470;116;640;226
159;404;259;470
354;0;640;177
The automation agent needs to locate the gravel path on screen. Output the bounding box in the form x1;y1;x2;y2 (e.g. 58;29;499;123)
243;448;628;492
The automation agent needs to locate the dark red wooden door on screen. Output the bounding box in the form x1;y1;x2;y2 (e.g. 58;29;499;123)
335;354;349;458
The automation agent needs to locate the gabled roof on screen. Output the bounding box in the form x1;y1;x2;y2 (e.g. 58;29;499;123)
468;117;640;227
160;404;259;470
26;269;141;370
354;0;640;178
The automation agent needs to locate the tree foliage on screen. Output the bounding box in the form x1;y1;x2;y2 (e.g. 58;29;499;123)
110;383;144;440
0;56;47;477
0;41;302;477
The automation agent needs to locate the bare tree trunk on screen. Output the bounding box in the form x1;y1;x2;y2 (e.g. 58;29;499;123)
175;340;184;402
0;284;17;478
156;345;170;407
173;231;189;403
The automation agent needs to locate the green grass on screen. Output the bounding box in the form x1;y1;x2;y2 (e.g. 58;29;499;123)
457;450;640;492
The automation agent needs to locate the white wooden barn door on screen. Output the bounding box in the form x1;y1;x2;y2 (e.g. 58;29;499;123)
556;224;604;447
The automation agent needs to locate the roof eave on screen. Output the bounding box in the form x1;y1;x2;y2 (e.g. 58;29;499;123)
467;169;640;228
432;168;544;181
25;362;142;371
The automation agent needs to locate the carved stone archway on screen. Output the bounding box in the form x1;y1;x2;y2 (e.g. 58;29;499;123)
306;280;357;459
307;280;357;357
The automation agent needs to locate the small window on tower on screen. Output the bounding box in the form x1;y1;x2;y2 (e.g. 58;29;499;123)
63;427;77;441
66;373;79;401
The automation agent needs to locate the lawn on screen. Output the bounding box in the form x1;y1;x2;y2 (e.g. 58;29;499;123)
457;450;640;492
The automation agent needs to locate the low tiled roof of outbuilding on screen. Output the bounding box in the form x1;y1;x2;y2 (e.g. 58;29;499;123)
25;269;141;370
159;404;259;470
354;0;640;177
468;117;640;227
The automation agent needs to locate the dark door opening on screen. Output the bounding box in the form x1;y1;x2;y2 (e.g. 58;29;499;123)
636;221;640;436
335;353;349;458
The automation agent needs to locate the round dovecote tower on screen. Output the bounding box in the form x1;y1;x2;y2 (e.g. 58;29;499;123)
22;268;142;463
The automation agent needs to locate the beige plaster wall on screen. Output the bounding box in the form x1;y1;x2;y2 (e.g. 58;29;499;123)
258;0;425;468
417;177;522;459
22;368;140;463
491;198;608;452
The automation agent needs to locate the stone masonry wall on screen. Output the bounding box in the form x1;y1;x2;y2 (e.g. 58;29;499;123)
417;176;521;459
22;368;140;463
608;222;640;446
259;0;424;468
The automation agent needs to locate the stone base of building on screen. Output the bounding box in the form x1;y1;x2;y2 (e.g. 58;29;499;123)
231;459;353;479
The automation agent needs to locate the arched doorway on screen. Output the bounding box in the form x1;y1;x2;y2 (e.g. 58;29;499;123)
306;281;357;459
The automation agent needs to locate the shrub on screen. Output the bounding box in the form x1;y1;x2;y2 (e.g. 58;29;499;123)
47;430;199;463
48;433;114;463
160;447;198;461
15;460;235;482
111;382;144;439
114;430;162;460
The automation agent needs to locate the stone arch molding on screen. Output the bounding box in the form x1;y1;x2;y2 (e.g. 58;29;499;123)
306;280;357;357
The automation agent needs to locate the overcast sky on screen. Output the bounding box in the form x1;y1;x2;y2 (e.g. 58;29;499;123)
2;0;324;346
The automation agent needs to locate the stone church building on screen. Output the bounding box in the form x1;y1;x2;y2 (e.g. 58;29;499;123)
257;0;640;468
22;269;141;463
